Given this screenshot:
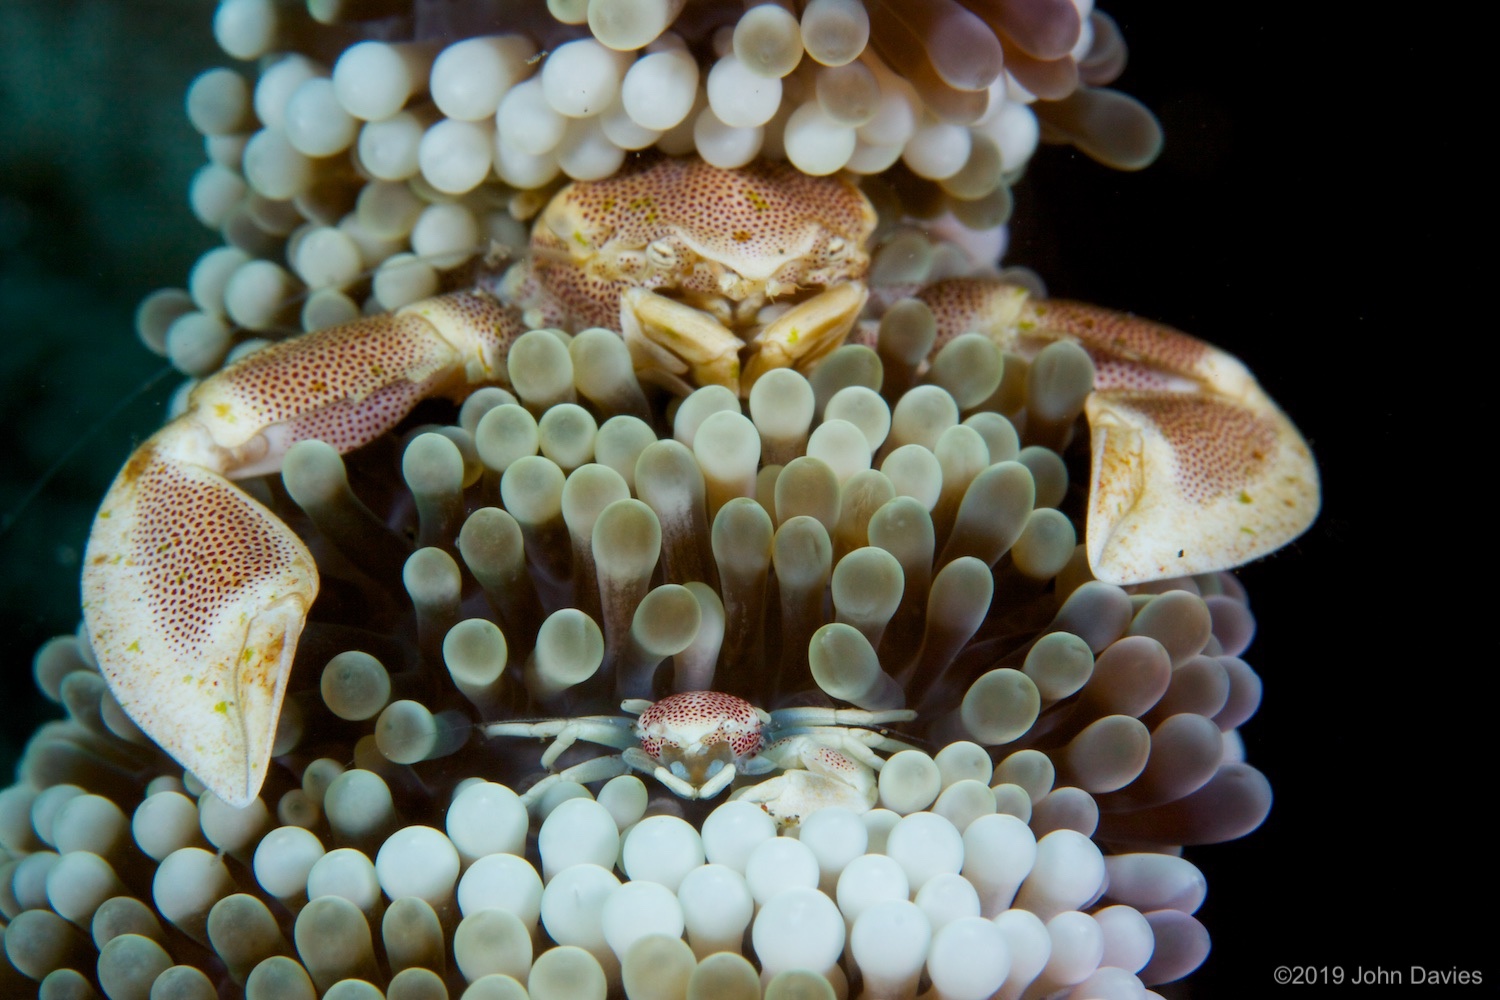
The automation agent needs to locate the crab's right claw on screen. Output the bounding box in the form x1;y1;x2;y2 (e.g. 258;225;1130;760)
1034;298;1321;584
917;280;1320;584
83;430;317;807
1083;381;1318;584
81;292;519;806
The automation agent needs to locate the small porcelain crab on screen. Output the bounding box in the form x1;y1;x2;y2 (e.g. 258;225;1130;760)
500;155;876;394
485;691;916;824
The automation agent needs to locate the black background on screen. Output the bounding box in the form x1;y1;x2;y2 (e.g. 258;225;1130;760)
1023;2;1485;995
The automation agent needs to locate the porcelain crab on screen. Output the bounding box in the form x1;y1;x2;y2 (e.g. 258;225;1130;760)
80;155;1319;809
485;691;917;827
501;155;875;394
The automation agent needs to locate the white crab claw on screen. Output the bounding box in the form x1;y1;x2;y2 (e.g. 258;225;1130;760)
916;279;1320;584
83;429;317;806
83;293;520;806
1084;381;1317;583
84;425;316;809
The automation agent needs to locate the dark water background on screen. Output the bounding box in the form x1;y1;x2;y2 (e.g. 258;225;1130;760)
0;0;213;760
0;0;1476;995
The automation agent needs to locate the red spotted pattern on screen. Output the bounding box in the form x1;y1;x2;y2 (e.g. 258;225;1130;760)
549;156;870;274
404;290;524;369
1024;299;1211;381
1087;355;1193;392
918;278;1215;385
809;745;857;773
125;448;309;657
195;313;463;453
526;156;874;332
521;249;632;331
917;278;1025;351
1104;392;1280;503
635;691;764;761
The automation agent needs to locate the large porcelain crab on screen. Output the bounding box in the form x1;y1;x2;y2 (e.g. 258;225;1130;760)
502;156;875;394
80;155;1319;808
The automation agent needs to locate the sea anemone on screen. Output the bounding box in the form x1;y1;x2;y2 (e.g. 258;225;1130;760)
1;317;1271;997
4;2;1279;998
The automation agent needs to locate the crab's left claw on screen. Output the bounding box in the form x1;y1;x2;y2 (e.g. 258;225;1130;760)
917;279;1320;584
83;292;520;806
83;430;317;806
742;282;868;391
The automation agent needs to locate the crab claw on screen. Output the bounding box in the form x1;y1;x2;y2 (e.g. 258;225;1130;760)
916;278;1320;584
83;429;317;806
83;292;518;805
619;287;745;395
742;282;868;391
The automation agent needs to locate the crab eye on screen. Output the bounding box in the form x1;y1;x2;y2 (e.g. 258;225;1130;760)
647;240;677;268
826;237;847;261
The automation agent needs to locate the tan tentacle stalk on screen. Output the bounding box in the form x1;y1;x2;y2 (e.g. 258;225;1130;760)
83;292;520;805
915;278;1320;584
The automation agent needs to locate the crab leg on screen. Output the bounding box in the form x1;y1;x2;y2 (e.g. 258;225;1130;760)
915;278;1321;585
524;758;637;808
83;292;520;807
483;715;639;769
